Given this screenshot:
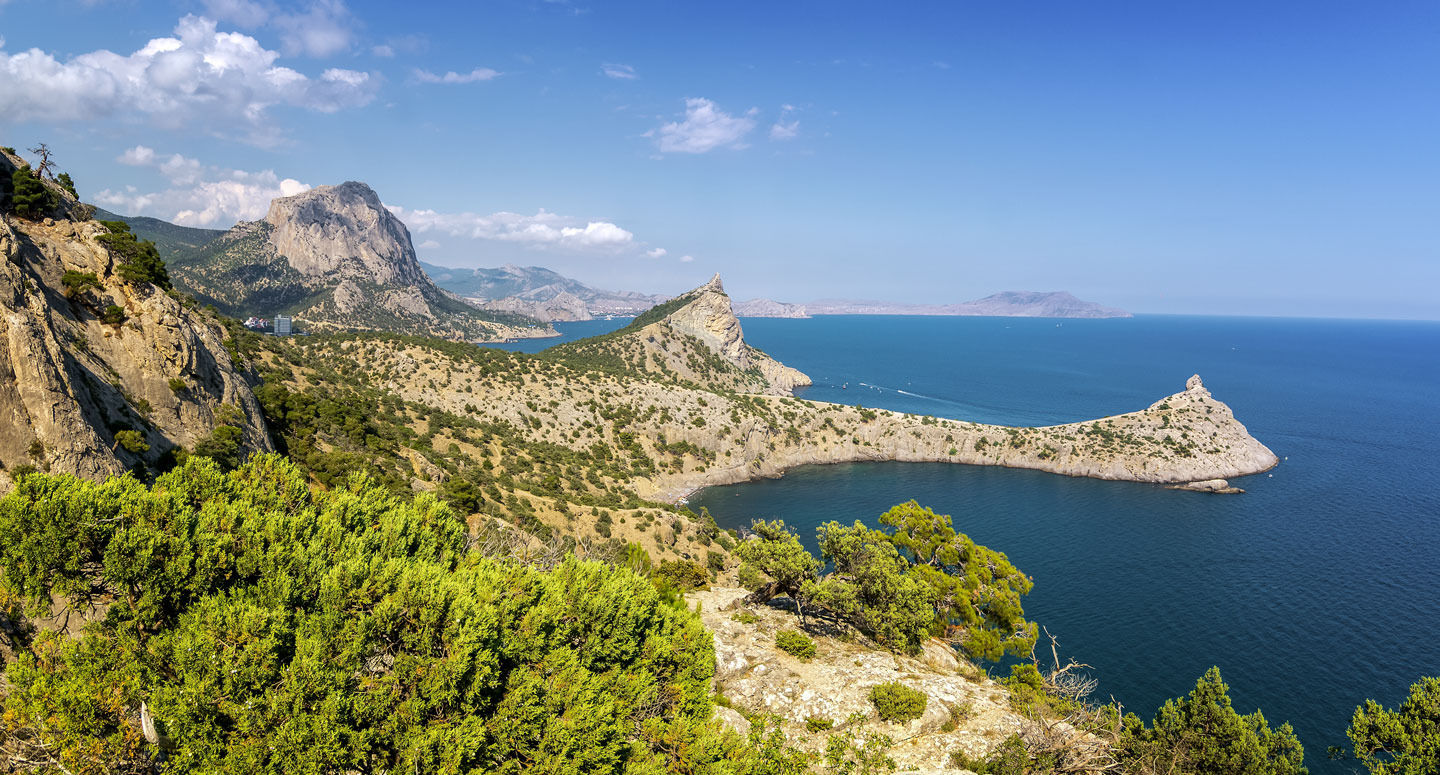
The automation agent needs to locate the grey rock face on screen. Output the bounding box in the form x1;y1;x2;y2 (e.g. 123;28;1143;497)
265;182;425;286
0;205;272;489
663;274;811;394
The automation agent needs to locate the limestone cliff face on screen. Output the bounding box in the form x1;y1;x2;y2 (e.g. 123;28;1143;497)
170;182;554;343
549;274;811;395
264;182;426;286
658;275;812;395
0;166;272;487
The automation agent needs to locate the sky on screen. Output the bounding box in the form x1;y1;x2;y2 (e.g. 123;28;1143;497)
1;0;1437;319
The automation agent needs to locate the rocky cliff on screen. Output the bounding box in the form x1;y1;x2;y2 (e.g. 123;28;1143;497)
549;273;812;395
167;183;554;342
0;150;271;488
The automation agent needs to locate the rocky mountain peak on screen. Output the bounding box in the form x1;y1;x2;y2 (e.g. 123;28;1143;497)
263;181;424;286
701;273;725;294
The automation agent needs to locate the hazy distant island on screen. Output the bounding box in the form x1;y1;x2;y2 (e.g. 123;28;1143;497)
733;290;1132;319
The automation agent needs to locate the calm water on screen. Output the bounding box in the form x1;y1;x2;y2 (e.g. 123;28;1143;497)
480;317;631;353
694;314;1440;773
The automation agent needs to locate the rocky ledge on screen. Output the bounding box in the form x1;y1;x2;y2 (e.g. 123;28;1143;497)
692;587;1020;773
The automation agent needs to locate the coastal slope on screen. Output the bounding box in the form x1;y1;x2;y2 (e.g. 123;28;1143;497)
265;275;1274;518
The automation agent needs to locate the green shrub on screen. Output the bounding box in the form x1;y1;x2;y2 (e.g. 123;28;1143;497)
731;610;759;625
101;304;126;325
806;716;834;732
60;270;100;298
55;172;77;199
654;559;709;591
113;430;149;454
168;378;187;393
870;681;928;723
0;457;744;774
775;629;816;660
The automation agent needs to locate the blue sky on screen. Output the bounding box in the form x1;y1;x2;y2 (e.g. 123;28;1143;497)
2;0;1436;318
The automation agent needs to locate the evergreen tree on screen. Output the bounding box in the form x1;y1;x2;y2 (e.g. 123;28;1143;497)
96;220;171;290
1342;676;1440;774
1119;667;1308;775
10;166;55;220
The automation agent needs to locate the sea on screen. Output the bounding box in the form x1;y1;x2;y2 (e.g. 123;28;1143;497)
497;313;1440;773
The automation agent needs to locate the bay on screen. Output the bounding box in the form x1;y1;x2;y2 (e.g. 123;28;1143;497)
693;314;1440;773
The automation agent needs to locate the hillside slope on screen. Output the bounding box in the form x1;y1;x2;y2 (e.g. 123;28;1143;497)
422;261;665;320
548;274;812;395
168;183;554;342
0;151;272;486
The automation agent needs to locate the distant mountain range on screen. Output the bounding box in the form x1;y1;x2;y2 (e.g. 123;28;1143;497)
420;262;666;321
733;291;1131;319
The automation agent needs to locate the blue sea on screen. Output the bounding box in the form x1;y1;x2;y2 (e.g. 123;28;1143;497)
679;314;1439;774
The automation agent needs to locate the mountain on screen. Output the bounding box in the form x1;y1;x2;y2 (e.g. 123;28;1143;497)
161;182;553;342
92;208;225;257
549;274;812;395
0;149;271;485
800;291;1132;318
420;261;665;321
731;298;810;318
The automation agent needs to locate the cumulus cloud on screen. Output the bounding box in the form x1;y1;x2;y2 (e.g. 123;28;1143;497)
413;67;500;84
202;0;357;57
417;239;441;250
648;98;756;153
98;145;309;227
679;255;695;262
388;205;638;253
645;248;667;258
0;15;377;146
601;63;637;80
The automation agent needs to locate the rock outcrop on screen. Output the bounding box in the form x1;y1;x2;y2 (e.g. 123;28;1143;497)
165;183;554;343
693;587;1023;771
0;150;271;487
549;274;812;396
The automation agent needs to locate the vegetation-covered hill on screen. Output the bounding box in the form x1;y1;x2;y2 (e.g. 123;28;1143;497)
92;207;225;258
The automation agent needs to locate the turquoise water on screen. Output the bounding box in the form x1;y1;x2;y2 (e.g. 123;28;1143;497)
693;314;1440;773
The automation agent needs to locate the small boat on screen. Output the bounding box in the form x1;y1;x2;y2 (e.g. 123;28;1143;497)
841;383;848;389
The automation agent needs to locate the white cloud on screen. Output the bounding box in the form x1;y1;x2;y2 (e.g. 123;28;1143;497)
769;120;799;141
371;44;394;58
0;15;376;146
645;248;667;258
389;205;638;253
273;0;355;58
648;98;756;153
679;255;695;262
769;104;800;141
202;0;270;28
98;146;309;227
414;67;499;84
601;63;637;80
202;0;357;58
417;239;441;250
